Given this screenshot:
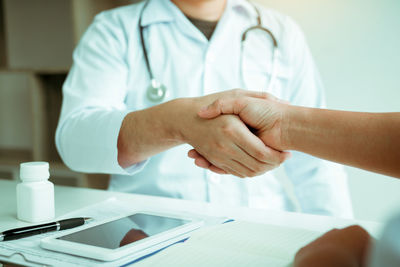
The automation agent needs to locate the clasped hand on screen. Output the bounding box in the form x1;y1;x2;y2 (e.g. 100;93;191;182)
184;89;291;178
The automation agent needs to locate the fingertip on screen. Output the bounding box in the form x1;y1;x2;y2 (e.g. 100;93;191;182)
188;149;196;158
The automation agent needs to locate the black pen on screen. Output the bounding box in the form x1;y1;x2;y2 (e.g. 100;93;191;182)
0;217;93;241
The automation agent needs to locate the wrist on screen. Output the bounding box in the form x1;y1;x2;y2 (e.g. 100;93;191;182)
162;98;196;143
279;104;296;151
281;105;314;151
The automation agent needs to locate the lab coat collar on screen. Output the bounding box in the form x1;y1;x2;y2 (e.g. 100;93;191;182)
140;0;258;27
230;0;259;19
140;0;176;27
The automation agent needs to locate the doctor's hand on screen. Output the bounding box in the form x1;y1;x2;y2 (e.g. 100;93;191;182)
175;89;288;178
188;94;291;174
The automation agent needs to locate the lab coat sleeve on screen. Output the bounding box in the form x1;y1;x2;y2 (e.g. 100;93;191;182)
56;12;146;175
282;17;353;218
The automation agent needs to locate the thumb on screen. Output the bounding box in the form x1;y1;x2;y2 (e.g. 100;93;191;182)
198;98;243;119
198;99;226;119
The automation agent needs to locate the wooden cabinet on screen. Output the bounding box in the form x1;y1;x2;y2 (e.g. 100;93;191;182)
0;0;135;188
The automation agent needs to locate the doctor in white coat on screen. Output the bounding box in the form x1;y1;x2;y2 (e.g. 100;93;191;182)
56;0;353;218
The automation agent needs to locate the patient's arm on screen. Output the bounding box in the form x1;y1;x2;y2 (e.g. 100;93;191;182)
193;95;400;178
294;225;371;267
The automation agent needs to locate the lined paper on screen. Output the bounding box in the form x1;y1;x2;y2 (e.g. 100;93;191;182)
135;221;321;267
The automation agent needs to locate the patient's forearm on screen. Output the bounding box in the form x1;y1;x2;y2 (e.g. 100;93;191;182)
283;107;400;177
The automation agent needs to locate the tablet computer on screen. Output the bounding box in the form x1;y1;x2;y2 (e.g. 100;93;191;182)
40;211;203;261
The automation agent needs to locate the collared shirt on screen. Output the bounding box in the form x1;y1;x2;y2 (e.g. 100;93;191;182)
186;17;218;40
56;0;353;217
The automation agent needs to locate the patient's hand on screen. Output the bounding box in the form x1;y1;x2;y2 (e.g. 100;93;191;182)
188;94;291;175
294;225;371;267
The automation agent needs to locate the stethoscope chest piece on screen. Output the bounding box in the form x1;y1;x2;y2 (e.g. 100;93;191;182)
147;79;167;102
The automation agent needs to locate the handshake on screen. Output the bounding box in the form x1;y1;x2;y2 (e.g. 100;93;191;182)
186;89;292;178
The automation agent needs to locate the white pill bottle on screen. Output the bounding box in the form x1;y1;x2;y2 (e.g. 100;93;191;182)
17;162;55;222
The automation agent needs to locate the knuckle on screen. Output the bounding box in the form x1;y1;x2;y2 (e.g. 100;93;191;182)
213;98;223;108
214;141;226;151
255;149;268;161
233;98;244;108
221;124;235;136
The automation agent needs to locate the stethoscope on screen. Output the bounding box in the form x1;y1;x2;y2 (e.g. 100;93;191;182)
139;1;279;102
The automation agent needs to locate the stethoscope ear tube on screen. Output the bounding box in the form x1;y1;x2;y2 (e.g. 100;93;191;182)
239;6;279;93
242;25;278;48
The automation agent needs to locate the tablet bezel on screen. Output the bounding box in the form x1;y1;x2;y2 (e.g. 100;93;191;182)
40;211;203;261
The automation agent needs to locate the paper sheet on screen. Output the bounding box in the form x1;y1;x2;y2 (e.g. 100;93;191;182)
134;221;321;267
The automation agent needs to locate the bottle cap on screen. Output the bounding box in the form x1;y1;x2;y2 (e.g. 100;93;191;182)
20;162;50;182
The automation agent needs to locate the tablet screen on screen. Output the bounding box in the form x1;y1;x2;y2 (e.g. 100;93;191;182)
57;213;190;249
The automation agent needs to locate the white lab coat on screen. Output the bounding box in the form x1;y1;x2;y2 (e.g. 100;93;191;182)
56;0;353;217
368;212;400;267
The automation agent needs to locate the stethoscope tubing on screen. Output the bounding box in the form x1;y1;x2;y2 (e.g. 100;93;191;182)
139;0;279;102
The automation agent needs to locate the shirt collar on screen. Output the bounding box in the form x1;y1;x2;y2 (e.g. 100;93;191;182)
139;0;258;27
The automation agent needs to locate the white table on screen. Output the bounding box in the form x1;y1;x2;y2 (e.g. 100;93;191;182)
0;179;383;265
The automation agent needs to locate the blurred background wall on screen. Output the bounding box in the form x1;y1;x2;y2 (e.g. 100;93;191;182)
256;0;400;222
0;0;399;222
